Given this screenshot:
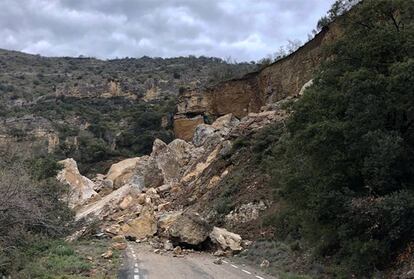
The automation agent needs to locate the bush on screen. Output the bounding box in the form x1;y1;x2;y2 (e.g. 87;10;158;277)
0;149;73;276
271;0;414;275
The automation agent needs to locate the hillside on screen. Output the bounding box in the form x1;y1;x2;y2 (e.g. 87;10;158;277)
1;0;413;278
0;51;256;174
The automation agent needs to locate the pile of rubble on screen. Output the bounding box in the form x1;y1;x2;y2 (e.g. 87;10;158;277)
59;107;288;255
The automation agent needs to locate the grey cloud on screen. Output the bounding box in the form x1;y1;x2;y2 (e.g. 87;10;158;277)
0;0;334;61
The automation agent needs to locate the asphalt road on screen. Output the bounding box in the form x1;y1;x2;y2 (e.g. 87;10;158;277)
118;243;277;279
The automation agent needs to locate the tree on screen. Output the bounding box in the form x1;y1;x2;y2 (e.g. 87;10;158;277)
274;0;414;275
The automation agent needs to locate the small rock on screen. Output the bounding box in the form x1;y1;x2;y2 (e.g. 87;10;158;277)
154;249;160;254
213;250;225;257
147;188;158;195
86;256;93;261
101;250;113;259
213;258;223;265
242;240;253;248
112;242;127;250
173;246;182;255
260;259;270;268
164;240;174;251
112;235;125;243
137;194;146;205
157;202;171;212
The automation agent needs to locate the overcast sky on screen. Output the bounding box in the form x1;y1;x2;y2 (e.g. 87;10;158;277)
0;0;334;62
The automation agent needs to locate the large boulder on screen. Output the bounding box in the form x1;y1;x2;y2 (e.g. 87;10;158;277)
168;212;212;245
211;114;240;136
75;184;133;221
157;210;183;236
57;158;99;209
209;227;243;252
193;124;215;147
106;157;140;188
106;156;163;190
122;207;157;239
151;139;194;183
134;156;164;189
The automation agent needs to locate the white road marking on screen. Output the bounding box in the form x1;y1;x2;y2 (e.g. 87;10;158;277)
231;264;239;269
222;260;228;264
134;275;140;279
256;276;265;279
134;268;139;273
242;269;251;275
135;263;139;268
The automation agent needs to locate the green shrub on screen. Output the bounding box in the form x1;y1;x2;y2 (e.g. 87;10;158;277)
271;0;414;275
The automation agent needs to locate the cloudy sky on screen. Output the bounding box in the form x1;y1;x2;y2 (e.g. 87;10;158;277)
0;0;334;61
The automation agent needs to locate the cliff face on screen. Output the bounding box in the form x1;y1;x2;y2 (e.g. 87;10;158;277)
174;21;343;140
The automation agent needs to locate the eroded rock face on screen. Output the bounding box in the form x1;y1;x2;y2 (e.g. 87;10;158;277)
173;21;343;142
173;115;205;142
168;212;212;245
210;227;243;252
57;158;99;209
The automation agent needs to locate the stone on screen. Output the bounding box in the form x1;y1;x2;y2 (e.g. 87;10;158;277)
101;250;113;259
260;259;270;268
209;227;243;252
112;242;127;250
213;250;225;257
57;158;99;209
158;211;182;235
134;156;164;189
112;235;125;243
151;139;193;183
106;157;140;188
225;201;267;226
219;140;233;157
164;240;174;251
137;194;146;205
173;246;182;255
168;212;212;246
122;208;157;239
299;79;313;96
211;114;240;136
213;258;223;265
75;184;133;221
157;184;172;193
193;124;215;147
119;195;133;210
146;188;158;195
93;175;114;194
157;202;170;212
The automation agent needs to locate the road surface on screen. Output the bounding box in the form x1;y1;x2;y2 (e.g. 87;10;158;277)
118;243;277;279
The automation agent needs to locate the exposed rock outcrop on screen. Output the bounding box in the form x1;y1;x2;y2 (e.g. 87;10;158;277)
173;21;342;141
